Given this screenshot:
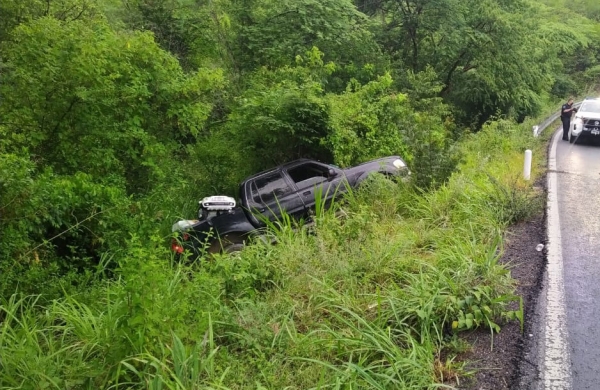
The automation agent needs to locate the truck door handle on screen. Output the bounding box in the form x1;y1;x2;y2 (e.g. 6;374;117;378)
303;191;311;195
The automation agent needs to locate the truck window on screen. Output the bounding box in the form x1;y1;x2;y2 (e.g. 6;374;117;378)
287;163;328;188
252;172;292;205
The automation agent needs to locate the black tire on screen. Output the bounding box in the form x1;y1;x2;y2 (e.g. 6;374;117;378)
223;242;244;254
208;234;245;255
569;132;575;144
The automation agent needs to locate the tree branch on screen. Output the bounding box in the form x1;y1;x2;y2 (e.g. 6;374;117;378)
440;50;470;95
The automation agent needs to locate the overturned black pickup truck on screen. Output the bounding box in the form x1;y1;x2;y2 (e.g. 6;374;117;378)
171;156;409;257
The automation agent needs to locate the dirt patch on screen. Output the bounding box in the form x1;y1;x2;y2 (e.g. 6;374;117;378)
456;213;546;390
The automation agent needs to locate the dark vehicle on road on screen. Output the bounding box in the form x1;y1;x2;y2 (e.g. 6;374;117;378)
171;156;409;258
570;97;600;144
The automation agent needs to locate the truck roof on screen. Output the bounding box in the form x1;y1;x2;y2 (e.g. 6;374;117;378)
242;158;323;181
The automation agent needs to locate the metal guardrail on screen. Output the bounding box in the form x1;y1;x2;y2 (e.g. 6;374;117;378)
534;101;583;136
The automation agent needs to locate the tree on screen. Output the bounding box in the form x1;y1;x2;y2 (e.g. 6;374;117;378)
114;0;227;70
228;0;382;79
225;53;333;171
327;70;458;186
0;0;99;43
0;16;224;193
368;0;554;125
527;0;600;97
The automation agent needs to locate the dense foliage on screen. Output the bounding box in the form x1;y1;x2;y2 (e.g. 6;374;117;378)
0;0;599;387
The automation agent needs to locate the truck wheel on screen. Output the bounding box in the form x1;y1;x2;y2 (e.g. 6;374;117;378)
208;234;245;255
223;242;244;253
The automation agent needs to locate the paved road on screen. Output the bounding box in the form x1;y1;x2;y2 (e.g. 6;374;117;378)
554;132;600;389
517;129;600;390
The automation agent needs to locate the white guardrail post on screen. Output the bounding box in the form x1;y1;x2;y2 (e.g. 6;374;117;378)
524;150;532;180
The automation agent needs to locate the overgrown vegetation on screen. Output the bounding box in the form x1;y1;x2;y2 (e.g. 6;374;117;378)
0;0;598;387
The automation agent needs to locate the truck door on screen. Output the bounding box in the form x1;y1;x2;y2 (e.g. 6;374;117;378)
286;162;345;216
245;170;306;225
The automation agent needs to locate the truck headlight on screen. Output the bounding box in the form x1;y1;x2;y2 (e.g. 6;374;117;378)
172;220;198;232
393;159;406;169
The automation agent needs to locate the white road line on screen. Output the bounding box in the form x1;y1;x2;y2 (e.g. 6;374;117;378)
543;129;572;389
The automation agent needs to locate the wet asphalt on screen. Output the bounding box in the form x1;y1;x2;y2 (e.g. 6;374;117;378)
555;134;600;389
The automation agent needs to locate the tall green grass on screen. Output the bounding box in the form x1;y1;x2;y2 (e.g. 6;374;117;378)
0;118;547;389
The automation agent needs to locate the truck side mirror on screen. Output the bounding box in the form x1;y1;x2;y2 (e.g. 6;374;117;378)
328;168;337;179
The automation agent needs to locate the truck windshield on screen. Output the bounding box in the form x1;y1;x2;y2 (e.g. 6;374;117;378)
580;101;600;113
